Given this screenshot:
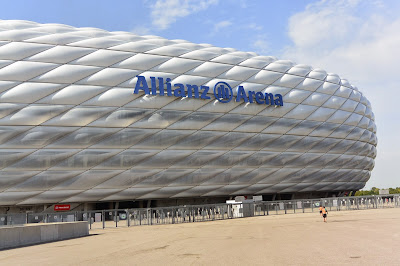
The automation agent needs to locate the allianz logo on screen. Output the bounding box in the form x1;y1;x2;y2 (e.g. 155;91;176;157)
134;75;283;106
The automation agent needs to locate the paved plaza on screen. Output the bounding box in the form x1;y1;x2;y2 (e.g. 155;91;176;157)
0;208;399;265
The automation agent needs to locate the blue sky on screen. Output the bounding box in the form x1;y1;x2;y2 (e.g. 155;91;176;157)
0;0;314;55
1;0;399;189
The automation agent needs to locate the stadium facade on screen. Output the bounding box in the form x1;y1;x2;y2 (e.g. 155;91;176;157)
0;20;377;211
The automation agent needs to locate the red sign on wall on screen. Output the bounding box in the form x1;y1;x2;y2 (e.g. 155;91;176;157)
54;204;71;211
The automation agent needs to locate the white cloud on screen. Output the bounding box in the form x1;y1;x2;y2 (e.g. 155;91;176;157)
150;0;218;30
213;20;232;33
252;35;269;55
246;23;263;31
287;0;360;49
283;0;400;189
131;25;151;35
210;20;262;37
238;0;249;8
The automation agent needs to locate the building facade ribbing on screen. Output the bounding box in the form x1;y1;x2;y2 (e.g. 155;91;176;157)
0;20;377;206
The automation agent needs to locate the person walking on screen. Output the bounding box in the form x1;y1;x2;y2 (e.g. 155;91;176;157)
319;206;323;216
321;206;328;222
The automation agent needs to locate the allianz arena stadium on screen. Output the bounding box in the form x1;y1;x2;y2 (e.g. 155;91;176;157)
0;20;377;208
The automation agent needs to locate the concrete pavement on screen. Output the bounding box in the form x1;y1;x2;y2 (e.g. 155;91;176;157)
0;208;399;265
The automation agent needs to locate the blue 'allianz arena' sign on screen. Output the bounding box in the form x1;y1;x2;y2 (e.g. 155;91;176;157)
134;76;283;106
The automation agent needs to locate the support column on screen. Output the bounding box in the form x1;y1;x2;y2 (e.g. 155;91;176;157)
272;194;276;201
102;210;105;229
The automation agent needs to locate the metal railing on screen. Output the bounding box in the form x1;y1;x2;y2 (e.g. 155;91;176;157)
1;194;399;229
